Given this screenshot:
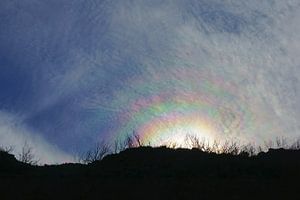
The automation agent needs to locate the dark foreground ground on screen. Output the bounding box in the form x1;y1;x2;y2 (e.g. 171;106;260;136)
1;147;300;200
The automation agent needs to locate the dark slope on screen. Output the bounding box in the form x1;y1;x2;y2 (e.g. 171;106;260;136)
1;147;300;200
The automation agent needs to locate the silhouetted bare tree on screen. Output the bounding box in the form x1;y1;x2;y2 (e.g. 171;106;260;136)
211;140;221;153
275;137;287;148
82;141;110;164
240;143;257;156
185;134;201;149
18;142;38;165
0;145;14;154
166;141;180;149
113;132;144;153
125;134;135;149
291;138;300;150
113;138;128;153
219;140;240;155
133;133;143;147
125;132;144;148
184;134;212;151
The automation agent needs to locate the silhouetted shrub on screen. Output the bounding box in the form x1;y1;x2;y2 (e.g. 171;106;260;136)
0;145;14;154
81;141;111;164
17;142;39;165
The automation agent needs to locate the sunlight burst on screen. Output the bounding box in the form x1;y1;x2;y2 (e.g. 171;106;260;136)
138;115;217;148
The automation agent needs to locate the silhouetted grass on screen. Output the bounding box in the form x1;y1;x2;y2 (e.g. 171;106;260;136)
1;141;300;200
80;134;300;163
2;133;300;199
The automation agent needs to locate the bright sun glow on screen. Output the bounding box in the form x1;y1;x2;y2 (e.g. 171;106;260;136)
139;115;217;148
160;123;214;148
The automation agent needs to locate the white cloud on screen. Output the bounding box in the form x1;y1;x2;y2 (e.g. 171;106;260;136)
2;0;300;153
89;0;300;143
0;111;74;164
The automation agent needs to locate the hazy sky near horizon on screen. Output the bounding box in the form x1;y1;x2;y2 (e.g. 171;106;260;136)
1;0;300;163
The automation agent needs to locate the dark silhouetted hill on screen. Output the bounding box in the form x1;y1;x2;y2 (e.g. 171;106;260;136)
1;147;300;199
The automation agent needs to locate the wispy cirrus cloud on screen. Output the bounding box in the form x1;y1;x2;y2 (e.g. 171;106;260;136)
0;111;73;164
1;0;300;162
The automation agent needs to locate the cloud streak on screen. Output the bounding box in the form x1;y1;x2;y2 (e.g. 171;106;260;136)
87;0;300;143
0;111;73;164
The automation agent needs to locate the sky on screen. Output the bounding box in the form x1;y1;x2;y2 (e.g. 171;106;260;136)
1;0;300;164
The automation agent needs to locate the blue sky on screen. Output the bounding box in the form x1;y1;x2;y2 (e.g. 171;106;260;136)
1;0;300;163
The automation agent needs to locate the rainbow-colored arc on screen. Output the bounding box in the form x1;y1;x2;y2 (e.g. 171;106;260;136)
111;73;253;146
137;112;216;146
93;57;258;146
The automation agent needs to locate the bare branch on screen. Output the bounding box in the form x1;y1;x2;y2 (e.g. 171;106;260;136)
0;145;14;154
18;142;39;165
81;141;111;164
133;133;143;147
